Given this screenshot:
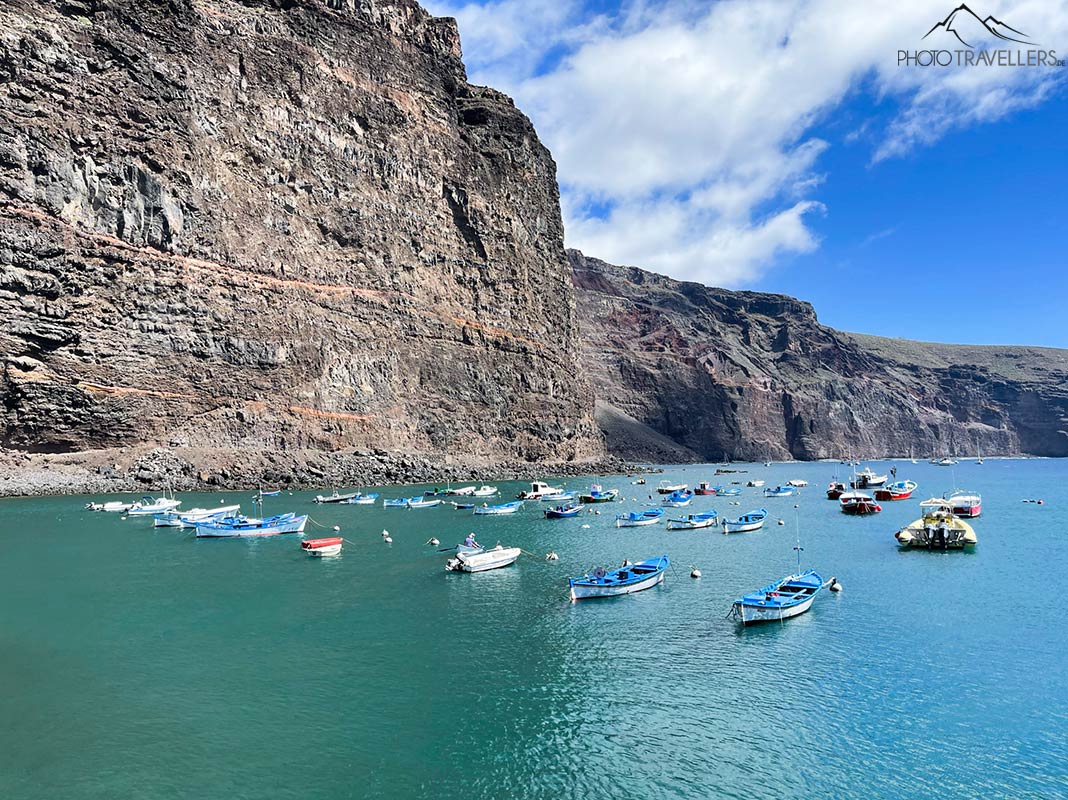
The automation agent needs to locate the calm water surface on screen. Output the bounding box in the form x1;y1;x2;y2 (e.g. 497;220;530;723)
2;459;1067;799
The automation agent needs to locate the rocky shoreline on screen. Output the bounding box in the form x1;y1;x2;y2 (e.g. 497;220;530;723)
0;446;637;498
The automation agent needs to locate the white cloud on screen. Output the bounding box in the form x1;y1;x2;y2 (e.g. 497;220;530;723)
428;0;1068;286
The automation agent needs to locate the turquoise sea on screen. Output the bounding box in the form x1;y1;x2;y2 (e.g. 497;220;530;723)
2;459;1067;799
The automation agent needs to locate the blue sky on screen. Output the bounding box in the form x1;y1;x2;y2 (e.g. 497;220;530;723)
426;0;1068;347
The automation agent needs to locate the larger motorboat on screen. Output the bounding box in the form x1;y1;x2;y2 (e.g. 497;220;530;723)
895;499;977;550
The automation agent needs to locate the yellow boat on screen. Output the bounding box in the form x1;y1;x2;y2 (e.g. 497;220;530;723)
895;499;976;550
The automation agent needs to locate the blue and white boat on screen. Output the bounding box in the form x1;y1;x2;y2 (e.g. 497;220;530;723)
473;501;524;516
125;496;182;516
405;498;441;509
614;508;664;528
341;493;378;505
730;570;826;625
195;513;308;538
568;555;670;600
314;491;361;504
661;489;694;508
713;486;741;497
763;485;795;498
544;502;585;519
153;504;241;529
722;508;768;534
540;492;577;503
578;485;618;503
383;498;410;508
666;510;718;530
256;490;282;497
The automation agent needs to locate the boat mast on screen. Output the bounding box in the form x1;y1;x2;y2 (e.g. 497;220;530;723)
793;505;803;574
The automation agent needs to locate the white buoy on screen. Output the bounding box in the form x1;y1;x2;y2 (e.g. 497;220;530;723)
595;510;601;515
690;567;702;578
546;551;559;561
427;537;440;546
381;529;390;537
581;524;591;529
778;519;785;526
332;525;341;532
829;577;842;592
794;503;800;509
384;535;393;544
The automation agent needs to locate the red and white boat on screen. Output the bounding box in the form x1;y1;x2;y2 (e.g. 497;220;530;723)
694;482;717;495
301;537;343;557
874;480;918;501
946;491;982;518
839;491;882;515
826;481;847;500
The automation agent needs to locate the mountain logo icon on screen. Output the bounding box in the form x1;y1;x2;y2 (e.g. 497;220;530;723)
923;3;1036;48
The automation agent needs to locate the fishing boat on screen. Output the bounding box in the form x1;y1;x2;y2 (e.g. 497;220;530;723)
516;481;565;500
849;467;887;489
694;482;717;495
452;502;476;510
874;480;918;501
314;490;361;504
85;500;138;512
383;498;411;508
826;481;847;500
445;545;521;573
342;493;378;505
125;496;182;516
763;485;795;498
539;492;576;503
746;479;766;488
657;480;687;494
153;504;241;528
946;490;982;518
722;508;768;534
895;499;977;549
195;513;308;538
730;570;826;625
257;490;282;497
405;498;442;509
839;491;882;515
786;479;808;488
301;537;343;557
448;486;478;497
473;501;524;515
472;486;499;497
568;555;669;601
666;510;719;530
544;503;585;519
578;485;618;503
714;486;741;497
614;508;665;528
661;489;694;508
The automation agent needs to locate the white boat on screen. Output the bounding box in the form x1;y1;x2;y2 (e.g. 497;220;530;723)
406;498;442;509
450;486;478;497
657;480;687;494
849;467;887;488
746;480;765;488
343;493;378;505
472;485;499;497
153;504;241;528
516;481;565;500
722;508;768;534
85;500;137;512
445;545;521;573
314;490;362;504
615;508;665;528
666;511;718;530
125;496;182;516
786;479;808;488
932;457;957;466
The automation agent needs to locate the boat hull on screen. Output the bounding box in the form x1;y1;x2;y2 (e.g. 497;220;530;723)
735;594;816;625
446;547;521;572
615;515;662;528
722;520;765;533
196;515;307;538
666;516;717;530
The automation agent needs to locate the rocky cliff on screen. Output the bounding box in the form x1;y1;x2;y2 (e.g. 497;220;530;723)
0;0;606;491
571;250;1068;461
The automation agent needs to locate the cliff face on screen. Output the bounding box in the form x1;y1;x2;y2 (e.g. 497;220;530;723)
0;0;603;478
571;250;1068;461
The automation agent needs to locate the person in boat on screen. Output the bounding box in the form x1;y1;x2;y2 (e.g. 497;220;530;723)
890;466;897;478
463;532;480;549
